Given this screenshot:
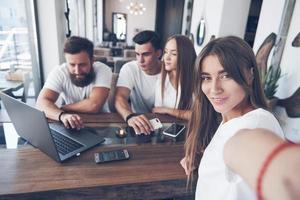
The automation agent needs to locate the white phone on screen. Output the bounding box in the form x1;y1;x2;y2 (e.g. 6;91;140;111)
149;118;163;130
162;123;185;138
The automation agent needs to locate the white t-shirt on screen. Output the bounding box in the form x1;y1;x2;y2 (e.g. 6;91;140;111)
196;108;284;200
154;73;181;109
43;62;112;112
117;60;160;113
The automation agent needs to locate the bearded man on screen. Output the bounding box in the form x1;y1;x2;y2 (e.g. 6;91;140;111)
36;36;112;130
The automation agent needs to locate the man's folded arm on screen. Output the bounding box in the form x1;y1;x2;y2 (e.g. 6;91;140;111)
62;87;110;113
36;88;62;120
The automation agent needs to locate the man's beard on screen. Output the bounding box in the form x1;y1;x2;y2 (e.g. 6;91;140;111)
70;68;95;87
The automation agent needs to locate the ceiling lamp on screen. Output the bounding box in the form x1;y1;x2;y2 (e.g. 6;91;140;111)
126;1;146;15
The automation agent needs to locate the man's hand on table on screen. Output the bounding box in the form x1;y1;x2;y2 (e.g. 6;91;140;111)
60;113;84;130
127;114;154;135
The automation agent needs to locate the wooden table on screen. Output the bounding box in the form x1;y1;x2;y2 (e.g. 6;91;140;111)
0;71;24;109
81;112;185;123
0;113;195;199
1;112;185;124
0;71;24;94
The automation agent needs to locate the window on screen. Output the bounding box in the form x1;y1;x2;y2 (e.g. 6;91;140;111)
0;0;41;98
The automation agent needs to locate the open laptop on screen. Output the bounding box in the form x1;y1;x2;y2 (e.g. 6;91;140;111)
0;92;105;162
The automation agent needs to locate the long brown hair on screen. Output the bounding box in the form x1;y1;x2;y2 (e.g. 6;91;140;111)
184;36;267;185
161;35;197;110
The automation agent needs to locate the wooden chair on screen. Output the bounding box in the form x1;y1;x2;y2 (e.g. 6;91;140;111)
12;72;32;102
2;71;32;103
94;56;107;64
255;32;276;78
114;60;130;73
107;73;118;112
123;49;136;59
94;47;111;57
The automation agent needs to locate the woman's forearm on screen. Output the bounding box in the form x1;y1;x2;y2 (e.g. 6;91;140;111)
224;128;300;200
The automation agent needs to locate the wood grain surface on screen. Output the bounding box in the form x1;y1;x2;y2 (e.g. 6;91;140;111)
0;144;195;199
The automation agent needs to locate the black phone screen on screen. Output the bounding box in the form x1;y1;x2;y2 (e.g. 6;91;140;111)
102;150;124;161
95;149;129;163
164;123;185;136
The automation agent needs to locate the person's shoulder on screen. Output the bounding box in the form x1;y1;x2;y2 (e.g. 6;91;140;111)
93;61;111;70
48;63;68;77
221;109;275;129
240;108;283;137
119;60;138;74
221;108;282;139
239;108;280;127
243;108;275;120
52;63;68;72
156;73;162;81
121;60;138;70
253;108;282;125
93;62;112;73
43;63;69;90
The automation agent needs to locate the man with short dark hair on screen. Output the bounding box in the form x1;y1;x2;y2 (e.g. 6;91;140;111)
115;30;162;135
36;36;112;129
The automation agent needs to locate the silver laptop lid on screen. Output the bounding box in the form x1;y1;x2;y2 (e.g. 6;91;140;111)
0;92;60;162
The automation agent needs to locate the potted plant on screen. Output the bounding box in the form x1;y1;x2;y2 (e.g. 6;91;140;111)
259;65;282;109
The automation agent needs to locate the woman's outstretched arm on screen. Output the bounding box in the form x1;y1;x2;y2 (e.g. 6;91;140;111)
224;128;300;200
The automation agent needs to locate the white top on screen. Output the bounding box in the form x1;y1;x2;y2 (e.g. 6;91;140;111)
196;108;284;200
154;73;180;109
44;62;112;112
116;60;160;113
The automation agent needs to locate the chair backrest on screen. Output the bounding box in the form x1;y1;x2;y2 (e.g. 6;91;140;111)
107;73;119;112
22;72;31;102
94;47;111;57
255;33;276;78
123;49;136;59
114;60;129;73
6;71;32;103
94;56;107;64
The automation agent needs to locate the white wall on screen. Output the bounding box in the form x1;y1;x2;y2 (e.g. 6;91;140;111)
254;0;300;142
190;0;251;54
218;0;251;37
189;0;300;141
190;0;222;53
36;0;65;81
105;0;156;45
277;0;300;98
252;1;285;53
181;0;189;35
97;0;103;43
85;0;94;41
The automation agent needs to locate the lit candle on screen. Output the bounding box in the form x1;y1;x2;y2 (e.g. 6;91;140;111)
116;128;127;138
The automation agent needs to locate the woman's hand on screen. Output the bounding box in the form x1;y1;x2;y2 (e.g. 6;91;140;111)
180;157;190;176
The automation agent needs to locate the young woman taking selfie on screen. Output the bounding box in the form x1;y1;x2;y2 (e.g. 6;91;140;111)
181;36;284;200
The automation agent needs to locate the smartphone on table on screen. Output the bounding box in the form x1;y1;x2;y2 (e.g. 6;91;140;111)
94;149;130;163
162;123;185;138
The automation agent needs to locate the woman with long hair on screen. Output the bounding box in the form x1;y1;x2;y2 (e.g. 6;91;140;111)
182;36;284;199
153;35;196;120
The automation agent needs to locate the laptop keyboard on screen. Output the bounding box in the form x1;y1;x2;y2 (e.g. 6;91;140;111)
51;130;83;155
